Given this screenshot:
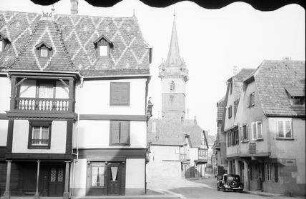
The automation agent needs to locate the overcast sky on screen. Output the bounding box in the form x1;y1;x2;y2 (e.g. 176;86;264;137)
1;0;305;135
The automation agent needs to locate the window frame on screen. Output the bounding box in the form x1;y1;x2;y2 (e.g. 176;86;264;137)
90;162;106;187
251;121;263;141
28;120;52;149
276;119;293;139
242;124;248;141
110;82;130;106
109;120;130;146
35;43;52;58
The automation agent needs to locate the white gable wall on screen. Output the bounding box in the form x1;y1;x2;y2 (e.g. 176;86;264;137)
76;78;147;115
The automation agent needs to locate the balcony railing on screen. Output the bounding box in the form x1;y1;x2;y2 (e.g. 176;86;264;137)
15;97;72;112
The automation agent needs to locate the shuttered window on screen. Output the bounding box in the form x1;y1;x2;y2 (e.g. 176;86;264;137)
110;82;130;106
110;121;130;145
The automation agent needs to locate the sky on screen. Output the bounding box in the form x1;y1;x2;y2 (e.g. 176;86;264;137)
0;0;305;136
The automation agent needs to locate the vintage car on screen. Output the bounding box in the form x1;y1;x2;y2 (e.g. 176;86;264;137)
217;174;244;192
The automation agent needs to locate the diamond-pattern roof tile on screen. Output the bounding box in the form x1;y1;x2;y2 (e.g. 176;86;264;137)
0;11;150;76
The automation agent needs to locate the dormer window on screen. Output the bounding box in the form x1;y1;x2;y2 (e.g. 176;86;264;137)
285;84;305;106
99;45;108;57
35;42;52;58
0;34;10;52
94;35;113;58
40;47;49;57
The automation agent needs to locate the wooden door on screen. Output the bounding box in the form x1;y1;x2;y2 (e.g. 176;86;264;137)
48;166;64;196
107;163;124;195
87;162;107;196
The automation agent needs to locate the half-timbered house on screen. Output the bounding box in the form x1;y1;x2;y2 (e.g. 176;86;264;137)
0;2;151;197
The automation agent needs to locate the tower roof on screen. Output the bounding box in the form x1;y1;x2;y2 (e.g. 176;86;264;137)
165;15;184;67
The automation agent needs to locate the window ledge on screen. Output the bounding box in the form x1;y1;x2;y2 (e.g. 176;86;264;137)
241;139;249;143
276;138;294;141
256;138;264;142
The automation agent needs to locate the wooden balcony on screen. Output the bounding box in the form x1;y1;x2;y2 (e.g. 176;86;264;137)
14;97;73;113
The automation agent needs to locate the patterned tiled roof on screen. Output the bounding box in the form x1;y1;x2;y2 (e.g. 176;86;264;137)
249;60;305;117
0;11;150;76
12;19;76;72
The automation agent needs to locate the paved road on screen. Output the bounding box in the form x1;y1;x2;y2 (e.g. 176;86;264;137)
147;175;303;199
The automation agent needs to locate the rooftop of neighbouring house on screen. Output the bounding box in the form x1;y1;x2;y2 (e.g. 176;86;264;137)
147;118;208;148
0;11;150;76
246;59;305;117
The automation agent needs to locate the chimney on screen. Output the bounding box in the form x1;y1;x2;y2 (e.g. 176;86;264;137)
71;0;78;15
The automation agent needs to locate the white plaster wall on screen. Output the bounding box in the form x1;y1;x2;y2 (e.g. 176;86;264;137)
19;80;36;97
189;148;198;166
126;158;145;189
0;77;10;113
161;78;186;94
149;145;180;162
70;159;87;196
0;120;8;146
76;79;147;115
12;120;67;153
75;120;146;148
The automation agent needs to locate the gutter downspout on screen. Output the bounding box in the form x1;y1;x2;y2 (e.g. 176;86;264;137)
72;75;83;196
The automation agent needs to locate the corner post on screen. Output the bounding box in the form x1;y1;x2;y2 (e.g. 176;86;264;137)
10;76;16;110
63;161;70;199
34;160;40;199
2;160;12;199
243;160;249;191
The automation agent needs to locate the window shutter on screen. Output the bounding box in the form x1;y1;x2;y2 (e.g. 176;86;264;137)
110;121;120;144
110;82;130;105
120;121;130;144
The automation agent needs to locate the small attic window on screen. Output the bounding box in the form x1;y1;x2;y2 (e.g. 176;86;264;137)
35;42;52;58
285;85;305;106
0;34;10;52
40;47;49;57
94;35;113;58
99;45;108;57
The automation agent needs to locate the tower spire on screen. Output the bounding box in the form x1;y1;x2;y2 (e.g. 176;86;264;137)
166;13;183;67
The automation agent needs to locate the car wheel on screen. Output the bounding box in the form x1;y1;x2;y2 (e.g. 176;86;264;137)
239;190;243;193
217;187;220;191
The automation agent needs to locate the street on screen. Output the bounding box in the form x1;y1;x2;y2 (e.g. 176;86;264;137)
147;175;304;199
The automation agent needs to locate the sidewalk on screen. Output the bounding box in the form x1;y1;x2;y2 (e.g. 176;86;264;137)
70;189;180;199
245;190;306;199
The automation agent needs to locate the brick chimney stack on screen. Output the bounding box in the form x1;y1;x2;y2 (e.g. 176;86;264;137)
71;0;78;15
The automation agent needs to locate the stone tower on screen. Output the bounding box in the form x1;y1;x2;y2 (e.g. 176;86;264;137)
159;15;189;121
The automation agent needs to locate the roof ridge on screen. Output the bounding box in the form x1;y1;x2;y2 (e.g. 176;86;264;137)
53;20;77;71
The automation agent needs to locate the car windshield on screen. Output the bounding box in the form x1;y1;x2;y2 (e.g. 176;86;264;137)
227;176;240;181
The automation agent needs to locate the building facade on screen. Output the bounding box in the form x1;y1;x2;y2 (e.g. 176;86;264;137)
212;97;227;176
0;2;151;197
223;60;305;196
